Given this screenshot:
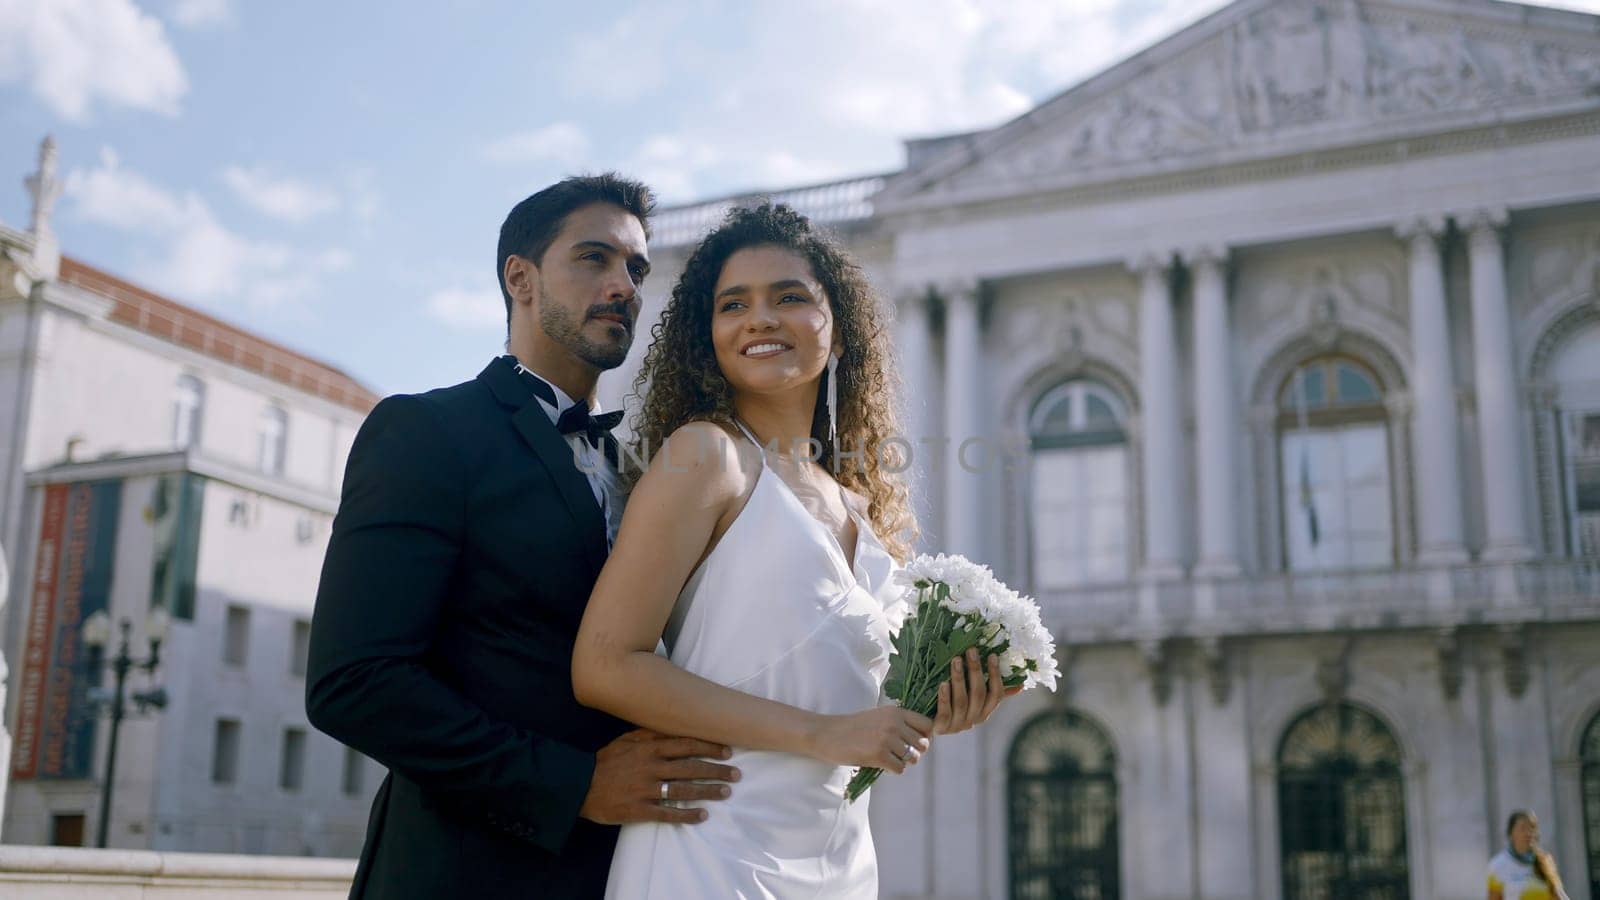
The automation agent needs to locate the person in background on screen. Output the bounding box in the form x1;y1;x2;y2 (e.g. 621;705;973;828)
1488;810;1569;900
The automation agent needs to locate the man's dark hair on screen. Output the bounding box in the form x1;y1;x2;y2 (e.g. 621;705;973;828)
496;173;656;329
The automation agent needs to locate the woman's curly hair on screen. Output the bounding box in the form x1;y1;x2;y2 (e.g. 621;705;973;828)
626;202;917;560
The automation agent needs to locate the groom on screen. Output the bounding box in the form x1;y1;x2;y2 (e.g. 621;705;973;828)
307;174;739;899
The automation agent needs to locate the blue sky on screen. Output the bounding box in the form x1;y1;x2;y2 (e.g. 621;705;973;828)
3;0;1597;396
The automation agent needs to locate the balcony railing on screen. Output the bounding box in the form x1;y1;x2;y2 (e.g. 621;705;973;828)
1038;560;1600;643
650;174;889;248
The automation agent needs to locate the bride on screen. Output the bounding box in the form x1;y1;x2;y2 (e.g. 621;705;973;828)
571;203;1013;898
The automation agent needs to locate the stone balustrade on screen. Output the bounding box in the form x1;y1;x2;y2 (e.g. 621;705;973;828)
0;846;355;899
1040;559;1600;643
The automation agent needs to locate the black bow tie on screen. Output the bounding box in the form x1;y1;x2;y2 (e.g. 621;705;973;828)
502;356;623;461
557;401;624;451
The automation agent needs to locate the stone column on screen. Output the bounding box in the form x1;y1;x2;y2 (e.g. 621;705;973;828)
0;543;9;835
894;287;935;551
1186;245;1240;577
942;279;982;562
1463;208;1533;560
933;280;984;899
1132;252;1184;577
1398;215;1468;564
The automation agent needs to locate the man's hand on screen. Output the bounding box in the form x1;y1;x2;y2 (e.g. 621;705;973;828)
579;729;741;825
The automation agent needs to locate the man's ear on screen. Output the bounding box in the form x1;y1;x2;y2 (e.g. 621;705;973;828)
503;254;539;307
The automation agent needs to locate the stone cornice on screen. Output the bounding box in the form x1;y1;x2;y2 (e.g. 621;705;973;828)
26;449;341;514
878;107;1600;224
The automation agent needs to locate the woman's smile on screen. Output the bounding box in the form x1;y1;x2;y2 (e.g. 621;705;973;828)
741;341;793;358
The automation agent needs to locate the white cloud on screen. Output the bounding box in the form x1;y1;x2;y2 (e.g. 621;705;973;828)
65;147;191;229
482;122;591;166
169;0;231;28
317;248;353;271
344;166;382;226
628;135;726;200
623;136;842;204
0;0;187;121
221;166;341;223
550;0;1240;202
426;284;504;332
66;148;344;310
563;4;692;104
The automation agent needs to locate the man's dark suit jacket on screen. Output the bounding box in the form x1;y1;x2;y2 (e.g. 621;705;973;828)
307;357;629;899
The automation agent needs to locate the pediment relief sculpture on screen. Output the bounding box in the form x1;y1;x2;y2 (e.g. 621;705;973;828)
951;0;1600;188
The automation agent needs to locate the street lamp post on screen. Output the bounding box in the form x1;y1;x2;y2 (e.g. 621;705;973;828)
80;607;169;849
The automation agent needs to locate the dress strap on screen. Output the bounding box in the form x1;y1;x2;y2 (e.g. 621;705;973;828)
731;418;765;456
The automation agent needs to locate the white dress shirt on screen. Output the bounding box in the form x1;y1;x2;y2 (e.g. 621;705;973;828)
515;364;624;548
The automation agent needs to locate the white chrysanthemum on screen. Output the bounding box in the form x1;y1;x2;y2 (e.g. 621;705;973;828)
895;553;1059;693
975;582;1057;691
900;553;995;618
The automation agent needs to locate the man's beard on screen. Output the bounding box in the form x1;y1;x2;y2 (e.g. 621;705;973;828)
539;284;631;370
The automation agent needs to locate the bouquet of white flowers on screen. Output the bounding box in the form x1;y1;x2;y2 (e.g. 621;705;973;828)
845;553;1059;802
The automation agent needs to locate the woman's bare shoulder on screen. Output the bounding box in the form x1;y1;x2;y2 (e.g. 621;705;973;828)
639;420;760;502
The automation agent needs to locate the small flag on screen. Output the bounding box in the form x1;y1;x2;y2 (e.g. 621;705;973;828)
1294;368;1320;549
1299;448;1320;547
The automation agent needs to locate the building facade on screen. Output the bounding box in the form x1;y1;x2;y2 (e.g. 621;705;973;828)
619;1;1600;897
0;139;382;855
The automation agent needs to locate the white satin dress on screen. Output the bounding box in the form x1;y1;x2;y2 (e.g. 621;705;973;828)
604;423;904;900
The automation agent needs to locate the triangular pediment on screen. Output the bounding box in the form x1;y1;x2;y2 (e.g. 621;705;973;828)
883;0;1600;205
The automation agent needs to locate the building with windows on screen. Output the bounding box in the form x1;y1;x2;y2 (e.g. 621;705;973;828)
614;1;1600;897
0;138;381;854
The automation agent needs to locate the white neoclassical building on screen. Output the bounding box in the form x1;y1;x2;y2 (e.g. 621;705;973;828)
614;1;1600;897
0;139;382;855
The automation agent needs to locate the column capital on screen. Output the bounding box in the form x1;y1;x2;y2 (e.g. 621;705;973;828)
934;277;981;305
1125;250;1174;276
1179;244;1228;268
1458;206;1509;237
1394;213;1447;243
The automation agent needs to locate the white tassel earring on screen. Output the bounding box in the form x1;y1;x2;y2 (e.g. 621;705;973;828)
826;352;840;451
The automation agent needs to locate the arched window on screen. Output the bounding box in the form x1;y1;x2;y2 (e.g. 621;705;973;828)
257;406;288;476
1582;711;1600;898
1278;703;1409;899
1548;321;1600;558
173;374;205;449
1029;380;1129;588
1008;711;1120;899
1277;357;1393;571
